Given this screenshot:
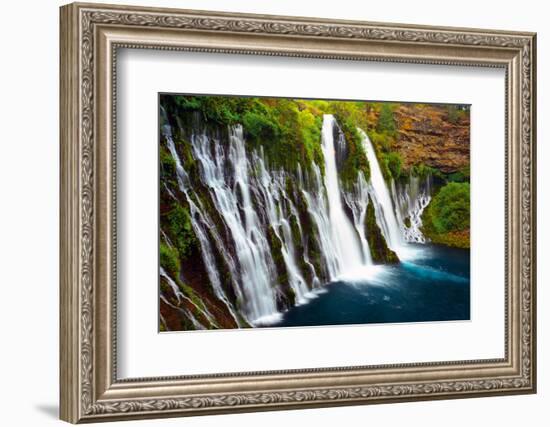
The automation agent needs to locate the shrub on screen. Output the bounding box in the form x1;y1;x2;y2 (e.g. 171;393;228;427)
428;182;470;233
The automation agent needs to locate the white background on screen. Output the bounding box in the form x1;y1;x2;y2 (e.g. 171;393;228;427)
118;50;504;377
0;0;546;426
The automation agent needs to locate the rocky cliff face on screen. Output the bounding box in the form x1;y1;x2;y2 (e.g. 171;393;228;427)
392;104;470;174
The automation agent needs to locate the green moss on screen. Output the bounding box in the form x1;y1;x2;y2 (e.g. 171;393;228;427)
289;214;303;252
160;146;176;176
160;242;180;278
365;203;399;264
164;204;197;260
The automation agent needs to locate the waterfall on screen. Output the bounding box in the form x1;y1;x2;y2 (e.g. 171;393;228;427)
358;128;432;258
160;267;217;329
251;149;311;304
343;172;373;265
161;111;436;328
298;163;342;280
164;127;242;326
358;128;405;256
320;115;364;272
190;127;281;324
391;174;432;243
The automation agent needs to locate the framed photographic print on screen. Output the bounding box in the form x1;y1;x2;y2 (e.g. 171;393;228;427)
60;2;537;423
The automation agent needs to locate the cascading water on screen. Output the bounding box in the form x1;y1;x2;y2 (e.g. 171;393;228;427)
357;128;433;259
160;112;436;328
190;127;281;324
320;115;364;272
164;126;242;326
358;128;406;257
391;174;432;243
251;149;312;304
297;163;342;280
158;100;470;331
160;267;215;330
343;172;373;265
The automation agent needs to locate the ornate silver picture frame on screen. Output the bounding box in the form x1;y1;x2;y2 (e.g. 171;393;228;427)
60;2;536;423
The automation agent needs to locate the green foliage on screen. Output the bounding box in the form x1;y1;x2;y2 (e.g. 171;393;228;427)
447;165;470;183
336;115;371;191
160;147;176;184
376;103;397;135
411;163;443;180
326;102;373;190
164;95;462;191
164;204;196;260
297;109;324;169
378;151;403;181
427;182;470;234
160;242;180;278
365;104;402;182
329;101;370;131
171;95;245;124
386;152;403;180
242;111;280;142
369;130;393;152
165;95;328;172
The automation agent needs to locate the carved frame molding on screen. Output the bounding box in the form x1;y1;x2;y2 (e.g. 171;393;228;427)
60;2;536;423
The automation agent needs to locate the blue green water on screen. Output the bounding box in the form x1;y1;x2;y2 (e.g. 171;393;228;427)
270;244;470;328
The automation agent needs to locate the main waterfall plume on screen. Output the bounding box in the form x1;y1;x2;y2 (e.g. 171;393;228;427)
320;115;365;272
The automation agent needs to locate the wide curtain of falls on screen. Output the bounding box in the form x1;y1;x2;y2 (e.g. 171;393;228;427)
160;113;432;327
